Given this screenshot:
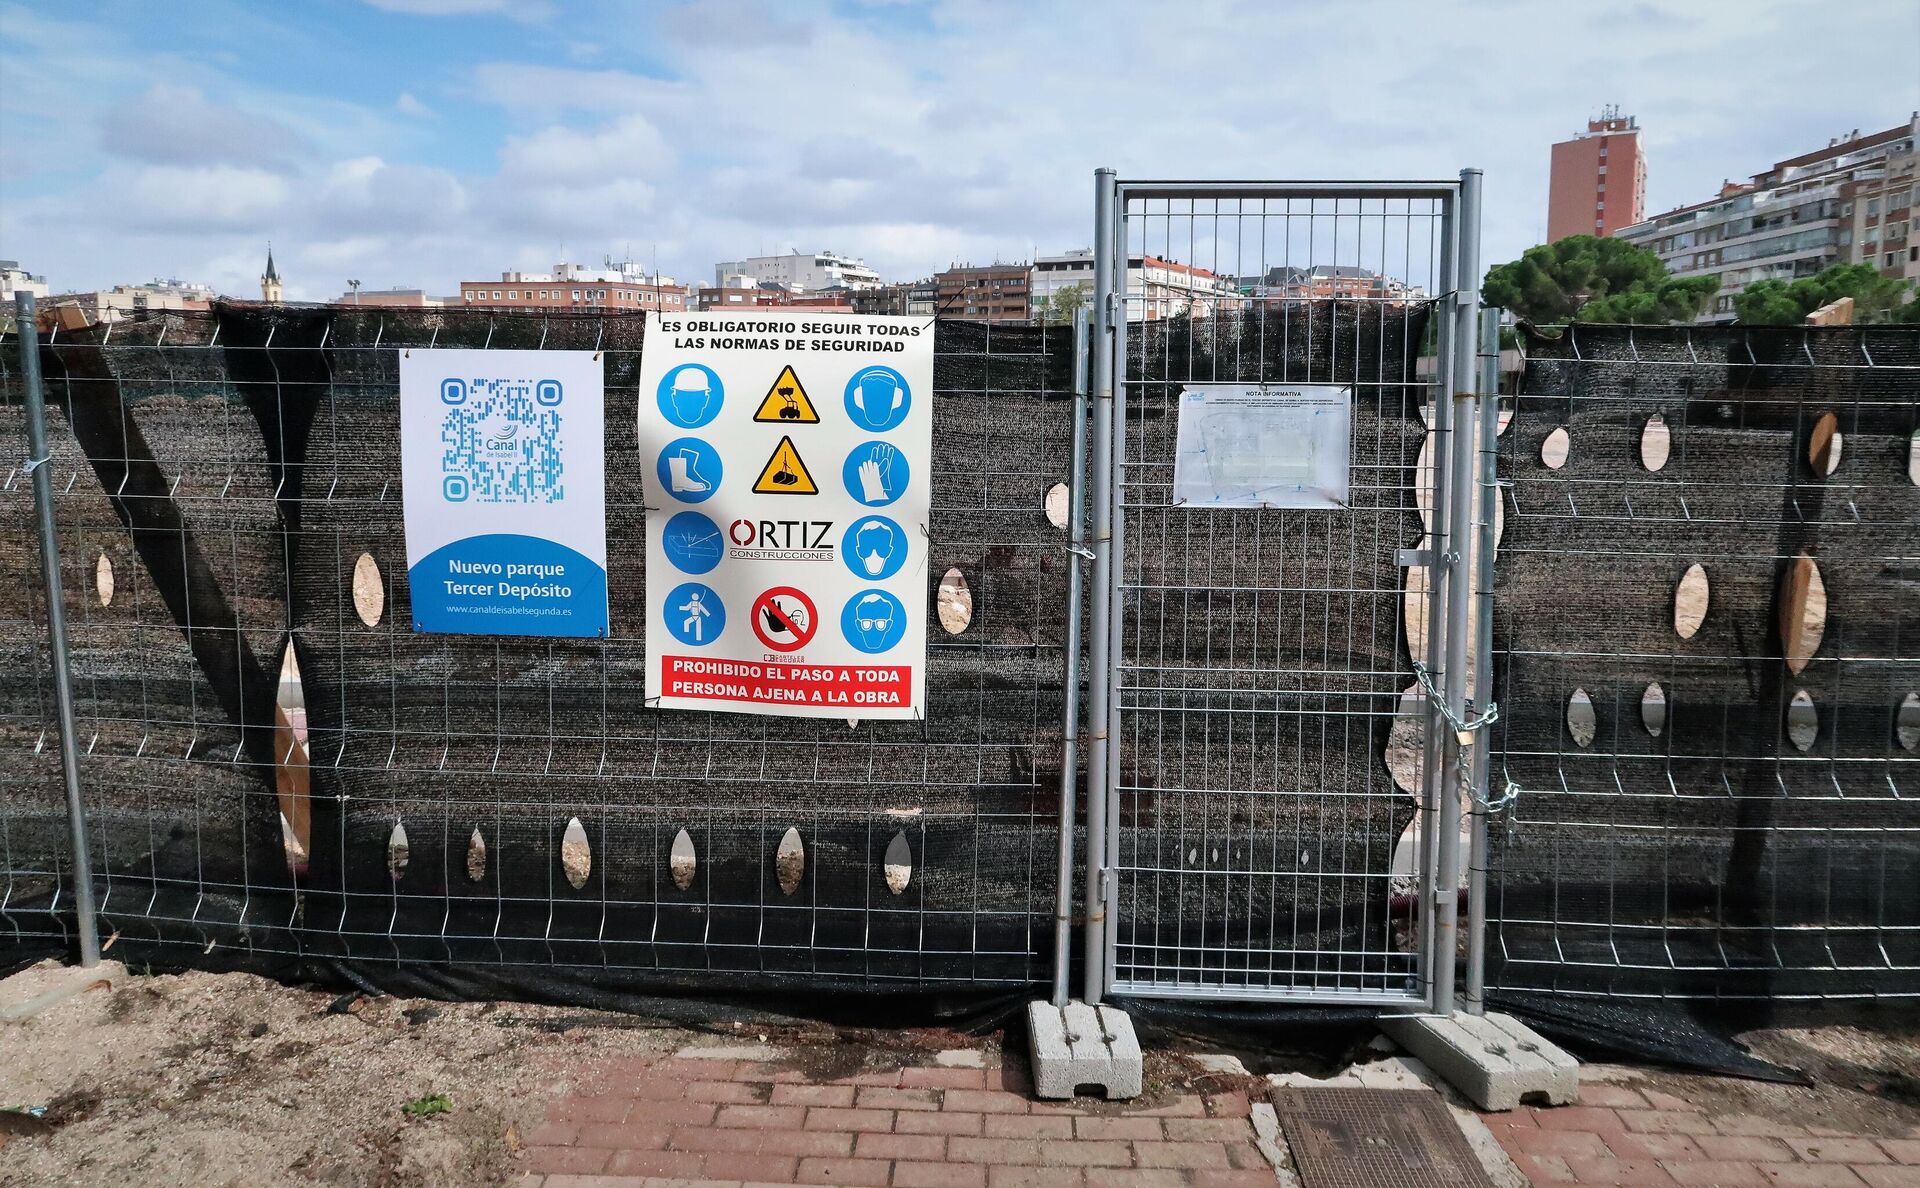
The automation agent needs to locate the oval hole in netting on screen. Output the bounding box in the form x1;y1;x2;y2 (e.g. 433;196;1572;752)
1385;684;1425;796
561;817;591;890
775;827;805;896
275;641;310;876
1416;432;1436;534
352;552;385;627
466;827;487;882
883;830;912;895
1808;411;1842;477
670;828;697;890
1896;692;1919;753
1541;426;1570;470
1044;482;1070;529
387;820;409;881
1641;681;1667;738
1779;554;1826;676
1566;688;1597;748
1787;690;1819;752
1641;414;1671;472
95;552;115;606
1675;563;1710;640
937;567;972;635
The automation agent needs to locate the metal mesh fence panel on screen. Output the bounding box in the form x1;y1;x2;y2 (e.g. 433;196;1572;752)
1105;191;1447;1002
1487;322;1920;1000
0;305;1080;991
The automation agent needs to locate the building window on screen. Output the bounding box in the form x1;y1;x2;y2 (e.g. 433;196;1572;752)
507;291;517;299
492;290;501;299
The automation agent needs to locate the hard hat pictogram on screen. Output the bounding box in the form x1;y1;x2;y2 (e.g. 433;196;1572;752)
752;365;820;423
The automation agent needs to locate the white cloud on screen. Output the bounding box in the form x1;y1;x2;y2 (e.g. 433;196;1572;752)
498;114;672;183
122;165;293;232
98;83;309;169
395;92;435;118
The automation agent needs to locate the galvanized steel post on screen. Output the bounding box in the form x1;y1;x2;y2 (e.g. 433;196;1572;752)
1051;306;1092;1007
1464;306;1501;1015
1083;169;1118;1005
1418;193;1457;1001
14;292;101;968
1433;168;1483;1016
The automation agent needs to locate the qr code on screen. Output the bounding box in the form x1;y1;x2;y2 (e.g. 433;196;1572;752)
438;378;564;503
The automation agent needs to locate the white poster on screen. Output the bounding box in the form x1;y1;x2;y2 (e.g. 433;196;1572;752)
1171;382;1352;509
636;311;934;719
399;348;608;637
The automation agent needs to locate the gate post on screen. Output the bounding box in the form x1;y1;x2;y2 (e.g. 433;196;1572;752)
1050;306;1091;1007
1433;168;1483;1016
1022;169;1143;1103
14;292;101;968
1083;168;1118;1006
1465;306;1502;1015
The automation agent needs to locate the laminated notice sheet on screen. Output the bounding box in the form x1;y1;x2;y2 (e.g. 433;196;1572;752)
1170;382;1352;509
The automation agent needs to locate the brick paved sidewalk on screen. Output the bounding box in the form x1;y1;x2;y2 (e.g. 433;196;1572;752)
1483;1078;1920;1187
516;1047;1278;1187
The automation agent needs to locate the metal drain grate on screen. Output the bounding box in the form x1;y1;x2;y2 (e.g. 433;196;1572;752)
1270;1086;1496;1188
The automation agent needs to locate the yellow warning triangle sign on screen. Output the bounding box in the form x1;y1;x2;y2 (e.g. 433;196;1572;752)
752;365;820;423
752;435;819;495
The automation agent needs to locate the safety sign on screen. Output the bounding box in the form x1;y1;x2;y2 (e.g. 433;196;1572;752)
399;348;607;637
636;311;933;718
752;435;819;494
750;586;818;652
753;365;820;423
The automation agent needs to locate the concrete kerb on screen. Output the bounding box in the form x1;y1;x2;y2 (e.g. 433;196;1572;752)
1024;999;1143;1100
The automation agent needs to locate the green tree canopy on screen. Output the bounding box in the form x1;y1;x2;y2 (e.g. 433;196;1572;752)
1038;281;1088;326
1482;235;1716;325
1732;263;1917;325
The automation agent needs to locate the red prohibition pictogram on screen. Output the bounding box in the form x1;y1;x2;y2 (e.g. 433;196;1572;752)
750;586;818;653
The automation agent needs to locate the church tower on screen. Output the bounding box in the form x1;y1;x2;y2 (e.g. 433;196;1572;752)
261;244;283;303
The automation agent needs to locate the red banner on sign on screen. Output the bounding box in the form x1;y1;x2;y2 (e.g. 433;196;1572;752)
660;656;913;709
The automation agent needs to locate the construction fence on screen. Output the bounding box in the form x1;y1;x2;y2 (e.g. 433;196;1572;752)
0;300;1915;1005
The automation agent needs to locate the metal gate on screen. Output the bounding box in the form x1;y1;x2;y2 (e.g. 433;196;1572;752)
1083;174;1487;1006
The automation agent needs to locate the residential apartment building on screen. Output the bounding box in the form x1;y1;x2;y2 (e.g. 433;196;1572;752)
2;261;49;303
1844;138;1918;284
934;263;1031;323
850;279;936;316
1248;265;1423;303
1617;115;1920;321
711;250;882;292
1547;109;1647;241
460;258;685;312
1030;250;1242;320
50;278;214;324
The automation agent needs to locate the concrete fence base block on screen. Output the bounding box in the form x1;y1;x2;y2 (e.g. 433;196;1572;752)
1378;1011;1578;1112
1025;1000;1143;1100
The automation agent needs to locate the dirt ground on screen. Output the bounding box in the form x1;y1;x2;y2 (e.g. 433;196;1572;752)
4;959;1917;1187
0;960;718;1188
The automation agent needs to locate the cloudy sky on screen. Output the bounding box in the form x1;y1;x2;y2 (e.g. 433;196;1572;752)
3;0;1916;301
